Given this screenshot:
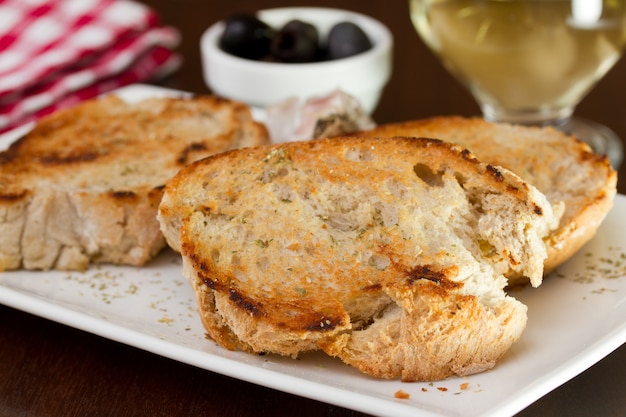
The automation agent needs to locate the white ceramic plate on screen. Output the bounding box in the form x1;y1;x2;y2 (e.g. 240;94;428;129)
1;84;625;417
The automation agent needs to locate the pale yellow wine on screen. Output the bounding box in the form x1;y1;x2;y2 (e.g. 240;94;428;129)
410;0;626;116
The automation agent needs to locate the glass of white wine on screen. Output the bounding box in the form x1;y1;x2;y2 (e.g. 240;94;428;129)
410;0;626;167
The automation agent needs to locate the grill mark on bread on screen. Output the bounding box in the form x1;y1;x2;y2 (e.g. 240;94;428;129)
228;288;263;317
40;151;102;165
506;184;520;194
486;164;504;181
0;151;16;164
363;283;382;291
109;190;137;200
201;276;220;291
186;250;224;291
0;190;28;201
406;265;462;291
460;148;476;161
177;142;209;165
303;315;343;332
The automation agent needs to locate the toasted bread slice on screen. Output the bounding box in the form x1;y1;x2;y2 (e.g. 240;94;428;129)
158;136;560;381
0;94;269;271
355;117;617;285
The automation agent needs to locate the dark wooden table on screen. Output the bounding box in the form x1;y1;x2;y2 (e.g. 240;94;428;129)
1;1;625;416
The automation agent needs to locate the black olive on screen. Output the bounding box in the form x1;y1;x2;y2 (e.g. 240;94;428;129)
326;21;373;60
270;19;320;63
219;14;275;60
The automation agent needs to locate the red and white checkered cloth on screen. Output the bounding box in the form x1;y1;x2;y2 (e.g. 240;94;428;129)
0;0;181;133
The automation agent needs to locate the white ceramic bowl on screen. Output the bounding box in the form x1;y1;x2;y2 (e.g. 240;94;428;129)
200;7;393;114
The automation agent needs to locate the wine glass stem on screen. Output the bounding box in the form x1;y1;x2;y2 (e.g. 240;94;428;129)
482;104;574;128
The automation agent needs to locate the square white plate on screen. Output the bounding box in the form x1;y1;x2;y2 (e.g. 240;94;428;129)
1;84;624;417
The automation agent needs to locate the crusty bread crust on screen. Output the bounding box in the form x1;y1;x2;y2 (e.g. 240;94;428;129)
356;117;617;285
0;94;269;271
158;136;560;381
